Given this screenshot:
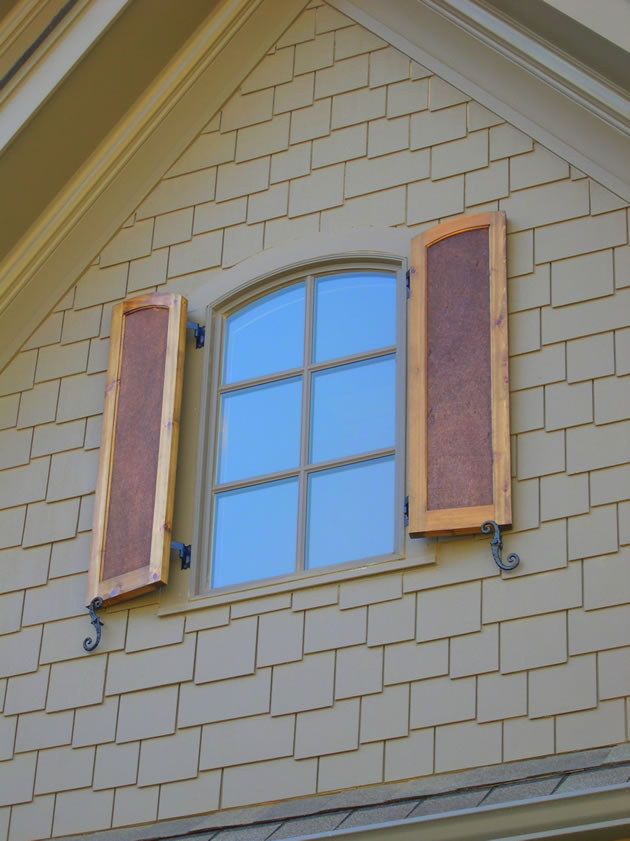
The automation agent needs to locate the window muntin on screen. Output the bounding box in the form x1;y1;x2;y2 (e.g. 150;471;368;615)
205;264;404;591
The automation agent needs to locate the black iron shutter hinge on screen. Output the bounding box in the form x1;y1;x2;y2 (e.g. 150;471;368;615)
406;270;411;298
171;541;191;569
186;321;205;349
404;496;409;526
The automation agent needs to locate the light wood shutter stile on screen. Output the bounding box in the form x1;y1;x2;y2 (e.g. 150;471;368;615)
408;211;511;536
87;292;187;605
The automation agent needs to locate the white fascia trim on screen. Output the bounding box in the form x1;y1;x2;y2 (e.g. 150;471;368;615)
423;0;630;137
305;783;630;841
329;0;630;203
0;0;129;152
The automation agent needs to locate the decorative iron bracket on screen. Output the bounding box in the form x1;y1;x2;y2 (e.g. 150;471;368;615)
171;540;191;570
83;597;104;652
481;520;520;571
186;321;205;349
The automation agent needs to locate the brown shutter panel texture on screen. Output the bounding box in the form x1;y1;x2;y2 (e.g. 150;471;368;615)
408;212;511;536
87;292;187;605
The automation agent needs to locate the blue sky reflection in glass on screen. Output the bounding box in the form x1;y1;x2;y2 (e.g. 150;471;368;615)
218;377;302;483
310;355;395;463
223;283;305;383
212;478;298;587
223;282;305;383
313;272;396;362
306;456;395;568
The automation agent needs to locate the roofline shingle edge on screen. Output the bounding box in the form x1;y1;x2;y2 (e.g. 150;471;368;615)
48;745;630;841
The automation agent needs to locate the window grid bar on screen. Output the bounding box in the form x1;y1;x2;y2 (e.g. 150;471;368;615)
217;344;397;394
394;263;407;554
296;274;314;573
211;446;396;494
205;313;226;590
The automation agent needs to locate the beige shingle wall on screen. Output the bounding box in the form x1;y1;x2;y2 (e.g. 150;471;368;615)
1;2;629;837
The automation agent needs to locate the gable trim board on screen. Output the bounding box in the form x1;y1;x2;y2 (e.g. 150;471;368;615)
329;0;630;200
1;2;629;374
419;0;630;137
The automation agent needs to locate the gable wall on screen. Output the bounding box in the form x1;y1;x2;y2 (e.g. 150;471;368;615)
1;2;629;838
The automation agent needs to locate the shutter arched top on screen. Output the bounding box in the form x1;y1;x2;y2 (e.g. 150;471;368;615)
408;211;511;536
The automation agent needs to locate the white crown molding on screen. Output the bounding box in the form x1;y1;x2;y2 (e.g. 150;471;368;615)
0;0;306;372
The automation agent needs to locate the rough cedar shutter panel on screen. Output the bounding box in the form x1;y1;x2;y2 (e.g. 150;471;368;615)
408;211;511;536
87;292;187;605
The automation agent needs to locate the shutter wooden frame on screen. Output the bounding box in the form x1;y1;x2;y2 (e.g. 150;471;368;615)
408;211;511;536
87;292;187;606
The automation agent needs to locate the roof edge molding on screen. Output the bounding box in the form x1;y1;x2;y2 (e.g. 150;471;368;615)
44;751;630;841
424;0;630;138
330;0;630;202
0;0;129;151
0;0;307;372
329;784;630;841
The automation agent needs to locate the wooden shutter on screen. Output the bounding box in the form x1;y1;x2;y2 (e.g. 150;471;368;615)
87;292;187;605
408;211;511;536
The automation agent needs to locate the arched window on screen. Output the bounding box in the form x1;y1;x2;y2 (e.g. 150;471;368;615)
199;260;407;591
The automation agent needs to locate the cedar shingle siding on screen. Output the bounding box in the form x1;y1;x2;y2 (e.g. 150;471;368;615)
0;3;629;837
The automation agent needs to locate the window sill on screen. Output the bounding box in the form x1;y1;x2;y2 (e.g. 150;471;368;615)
157;541;436;617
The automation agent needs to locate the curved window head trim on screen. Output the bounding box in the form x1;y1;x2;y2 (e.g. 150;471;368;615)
186;227;412;315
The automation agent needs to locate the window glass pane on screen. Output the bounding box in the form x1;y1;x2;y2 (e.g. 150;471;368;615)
310;355;395;463
217;377;302;483
223;283;305;383
212;478;298;587
313;272;396;362
306;456;395;569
